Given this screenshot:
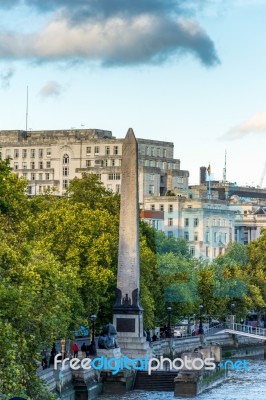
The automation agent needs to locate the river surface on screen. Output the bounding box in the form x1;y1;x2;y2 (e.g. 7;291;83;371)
99;359;266;400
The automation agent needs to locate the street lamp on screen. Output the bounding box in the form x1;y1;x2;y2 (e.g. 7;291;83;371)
230;303;235;327
167;307;172;338
199;305;204;335
89;314;97;355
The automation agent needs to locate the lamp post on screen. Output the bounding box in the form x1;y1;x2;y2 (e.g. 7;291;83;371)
199;305;204;335
230;303;235;328
167;307;172;338
89;314;97;356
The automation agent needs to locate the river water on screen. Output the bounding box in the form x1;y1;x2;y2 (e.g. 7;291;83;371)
99;359;266;400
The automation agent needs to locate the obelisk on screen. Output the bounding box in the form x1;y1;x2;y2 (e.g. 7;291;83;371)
113;128;144;343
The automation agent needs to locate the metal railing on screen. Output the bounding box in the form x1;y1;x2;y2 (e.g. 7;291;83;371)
225;322;266;337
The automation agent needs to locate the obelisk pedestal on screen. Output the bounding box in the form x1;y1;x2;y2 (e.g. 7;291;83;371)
113;128;152;359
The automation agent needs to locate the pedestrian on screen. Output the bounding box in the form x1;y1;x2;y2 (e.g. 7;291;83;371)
72;342;79;357
49;343;57;366
81;342;87;358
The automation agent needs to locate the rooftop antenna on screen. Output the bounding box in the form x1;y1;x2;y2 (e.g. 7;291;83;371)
223;149;227;185
26;85;29;132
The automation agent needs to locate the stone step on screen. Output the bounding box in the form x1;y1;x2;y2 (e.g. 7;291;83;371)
134;371;177;391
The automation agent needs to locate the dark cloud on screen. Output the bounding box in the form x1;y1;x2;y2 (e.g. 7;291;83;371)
1;0;197;17
0;0;220;67
0;67;15;88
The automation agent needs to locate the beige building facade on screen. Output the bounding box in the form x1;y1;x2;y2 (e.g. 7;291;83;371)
0;129;189;202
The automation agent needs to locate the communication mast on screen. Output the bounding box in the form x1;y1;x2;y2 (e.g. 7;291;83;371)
222;150;227;185
259;162;266;188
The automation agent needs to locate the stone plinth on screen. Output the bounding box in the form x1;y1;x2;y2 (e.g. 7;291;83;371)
117;337;153;359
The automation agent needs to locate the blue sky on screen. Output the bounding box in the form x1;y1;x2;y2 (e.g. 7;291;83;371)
0;0;266;186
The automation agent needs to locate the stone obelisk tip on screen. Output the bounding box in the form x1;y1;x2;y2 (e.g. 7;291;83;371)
125;128;136;142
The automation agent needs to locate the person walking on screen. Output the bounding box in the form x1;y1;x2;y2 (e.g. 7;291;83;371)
72;342;79;357
81;342;87;358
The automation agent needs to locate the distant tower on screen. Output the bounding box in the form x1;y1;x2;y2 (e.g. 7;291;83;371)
200;166;207;185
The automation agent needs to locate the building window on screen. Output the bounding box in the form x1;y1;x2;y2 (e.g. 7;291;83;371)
63;167;69;176
22;149;27;158
184;218;189;227
63;180;69;189
31;173;36;180
86;160;91;167
160;204;164;212
94;146;100;154
63;154;69;164
46;161;51;168
28;186;32;195
194;232;198;241
86;146;91;155
169;204;173;212
219;247;223;256
22;172;28;179
101;159;108;167
113;146;119;155
224;233;227;243
168;218;173;226
206;218;209;227
163;149;166;157
38;173;43;180
149;185;154;195
151;147;154;156
184;232;189;240
31;149;35;158
115;184;120;193
46;148;51;156
190;246;195;256
206;232;209;242
39;161;43;169
194;218;199;227
157;148;161;157
14;149;19;158
108;173;120;180
168;231;173;238
22;162;27;169
38;149;43;158
30;162;35;169
206;246;209;257
107;184;112;191
145;147;149;156
151;204;155;211
45;173;50;180
214;232;217;243
213;248;217;258
105;146;110;155
13;162;19;170
39;186;42;193
150;174;155;181
111;159;115;166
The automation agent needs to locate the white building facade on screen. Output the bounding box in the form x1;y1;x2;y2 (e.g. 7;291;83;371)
142;195;235;261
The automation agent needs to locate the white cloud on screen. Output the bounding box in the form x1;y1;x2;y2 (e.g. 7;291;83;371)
39;80;63;98
220;112;266;140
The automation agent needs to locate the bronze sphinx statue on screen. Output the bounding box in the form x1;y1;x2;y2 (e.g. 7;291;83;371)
98;323;119;350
